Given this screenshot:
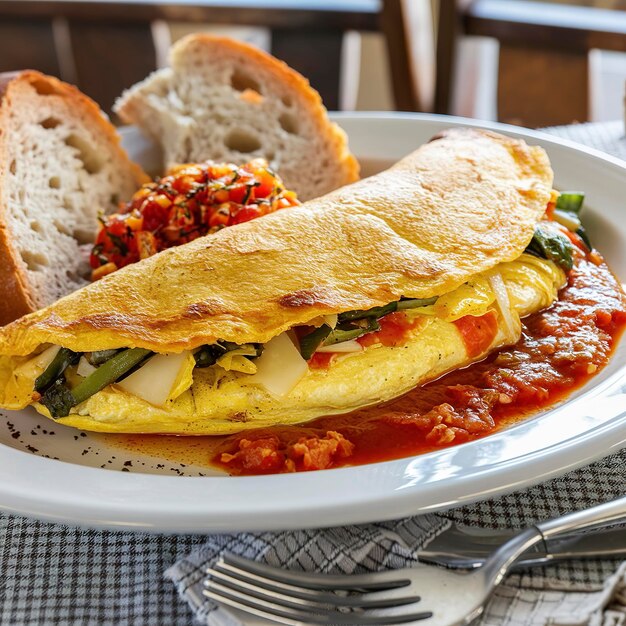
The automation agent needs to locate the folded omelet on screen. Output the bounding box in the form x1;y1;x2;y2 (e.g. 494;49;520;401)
0;129;567;434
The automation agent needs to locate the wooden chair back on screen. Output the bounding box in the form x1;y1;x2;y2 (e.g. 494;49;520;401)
436;0;626;127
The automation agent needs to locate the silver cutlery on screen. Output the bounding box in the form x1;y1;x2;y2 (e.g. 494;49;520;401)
203;495;626;625
419;522;626;569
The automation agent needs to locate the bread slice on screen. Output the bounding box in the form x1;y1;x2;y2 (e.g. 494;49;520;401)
114;34;359;201
0;70;148;325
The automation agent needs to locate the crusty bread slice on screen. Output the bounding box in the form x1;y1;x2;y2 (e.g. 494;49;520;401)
0;70;148;325
114;34;359;201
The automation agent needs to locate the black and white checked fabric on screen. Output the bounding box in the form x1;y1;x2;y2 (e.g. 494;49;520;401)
2;120;626;626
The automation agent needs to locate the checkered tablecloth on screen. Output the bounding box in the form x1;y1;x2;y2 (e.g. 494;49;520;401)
2;120;626;626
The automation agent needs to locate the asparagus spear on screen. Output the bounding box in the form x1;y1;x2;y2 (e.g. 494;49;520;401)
88;349;120;365
299;325;332;360
34;348;80;393
339;297;437;322
300;297;437;358
71;348;153;405
323;318;380;346
40;348;153;418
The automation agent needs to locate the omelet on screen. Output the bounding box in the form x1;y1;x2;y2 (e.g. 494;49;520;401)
0;129;568;434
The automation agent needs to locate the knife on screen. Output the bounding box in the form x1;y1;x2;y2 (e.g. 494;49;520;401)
418;522;626;569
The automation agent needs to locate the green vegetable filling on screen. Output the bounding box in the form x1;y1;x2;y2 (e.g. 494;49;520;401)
34;348;79;393
194;341;263;368
298;297;437;360
556;192;584;214
525;222;574;272
39;347;153;418
553;191;592;252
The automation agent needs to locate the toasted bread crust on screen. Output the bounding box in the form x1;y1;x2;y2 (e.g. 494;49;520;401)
0;72;34;325
0;222;34;325
0;70;148;325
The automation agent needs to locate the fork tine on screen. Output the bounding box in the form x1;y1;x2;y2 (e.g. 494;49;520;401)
204;581;433;625
203;588;303;626
222;552;410;590
206;565;422;609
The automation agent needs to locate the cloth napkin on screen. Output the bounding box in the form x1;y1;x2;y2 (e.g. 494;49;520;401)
2;121;626;626
166;120;626;626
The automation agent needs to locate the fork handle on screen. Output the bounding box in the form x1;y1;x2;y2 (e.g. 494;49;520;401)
536;495;626;539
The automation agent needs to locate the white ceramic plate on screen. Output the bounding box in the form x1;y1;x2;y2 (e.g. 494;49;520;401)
1;114;626;533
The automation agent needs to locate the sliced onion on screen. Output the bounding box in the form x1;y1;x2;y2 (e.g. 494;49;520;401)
36;345;62;369
553;209;581;232
316;339;363;353
247;332;308;397
77;356;97;378
488;271;520;338
15;345;61;377
116;352;191;406
323;314;338;329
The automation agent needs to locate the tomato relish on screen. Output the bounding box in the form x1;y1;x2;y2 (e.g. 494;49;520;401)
214;233;626;475
90;159;299;279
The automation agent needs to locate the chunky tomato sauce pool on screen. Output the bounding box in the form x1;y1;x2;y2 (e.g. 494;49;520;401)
213;248;626;475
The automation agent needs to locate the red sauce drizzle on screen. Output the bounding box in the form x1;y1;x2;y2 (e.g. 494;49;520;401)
215;249;626;475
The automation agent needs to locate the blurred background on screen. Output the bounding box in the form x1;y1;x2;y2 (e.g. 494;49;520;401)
1;0;625;128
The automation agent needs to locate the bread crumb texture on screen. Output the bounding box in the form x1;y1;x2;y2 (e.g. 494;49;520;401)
0;71;146;324
115;35;359;201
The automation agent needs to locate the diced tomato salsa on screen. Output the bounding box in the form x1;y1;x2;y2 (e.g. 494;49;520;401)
90;159;299;279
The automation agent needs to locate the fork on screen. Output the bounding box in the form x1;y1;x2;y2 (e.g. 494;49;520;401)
204;495;626;625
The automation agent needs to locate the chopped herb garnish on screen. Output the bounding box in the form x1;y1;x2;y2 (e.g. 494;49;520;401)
106;232;129;256
242;181;261;204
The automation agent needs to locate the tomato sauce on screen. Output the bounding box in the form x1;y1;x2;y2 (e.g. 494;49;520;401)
358;312;426;348
453;310;499;358
214;248;626;475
